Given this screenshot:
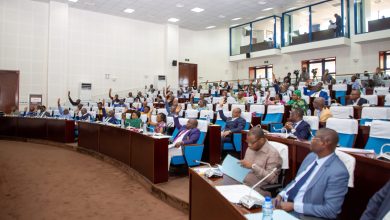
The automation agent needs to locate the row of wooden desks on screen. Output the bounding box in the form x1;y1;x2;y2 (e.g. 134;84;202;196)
78;122;169;184
0;116;75;143
239;131;390;220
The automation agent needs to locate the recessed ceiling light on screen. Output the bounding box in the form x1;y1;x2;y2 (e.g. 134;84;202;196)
176;3;184;8
191;7;204;13
300;11;310;15
262;7;273;11
206;26;216;29
218;15;226;18
256;16;265;19
68;0;78;2
123;8;135;14
232;17;242;21
230;24;239;27
168;18;180;22
258;1;267;4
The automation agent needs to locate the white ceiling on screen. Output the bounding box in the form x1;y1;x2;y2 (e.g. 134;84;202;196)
37;0;326;30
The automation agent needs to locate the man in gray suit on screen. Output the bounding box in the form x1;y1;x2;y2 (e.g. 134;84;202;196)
273;128;349;220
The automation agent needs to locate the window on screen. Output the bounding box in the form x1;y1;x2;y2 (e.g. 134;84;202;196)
380;51;390;77
302;57;336;80
355;0;390;34
249;65;273;81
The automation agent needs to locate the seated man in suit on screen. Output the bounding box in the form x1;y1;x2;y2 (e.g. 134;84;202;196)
79;108;92;121
68;91;81;106
348;89;368;106
103;110;119;124
96;101;107;122
37;105;51;118
168;106;200;169
23;105;37;117
273;128;349;220
218;100;246;148
313;97;332;123
303;82;329;105
361;180;390;220
57;98;73;120
239;126;282;195
281;108;311;140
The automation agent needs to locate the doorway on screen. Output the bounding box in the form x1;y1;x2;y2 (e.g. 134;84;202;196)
0;70;19;114
179;63;198;87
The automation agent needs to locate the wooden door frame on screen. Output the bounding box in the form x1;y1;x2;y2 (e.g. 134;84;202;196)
179;62;198;87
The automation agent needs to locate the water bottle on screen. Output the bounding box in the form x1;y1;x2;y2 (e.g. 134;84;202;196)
307;108;311;116
262;196;273;220
142;122;147;133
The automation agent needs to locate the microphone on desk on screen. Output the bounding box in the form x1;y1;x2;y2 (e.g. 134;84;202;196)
193;160;223;178
194;160;212;167
239;167;278;209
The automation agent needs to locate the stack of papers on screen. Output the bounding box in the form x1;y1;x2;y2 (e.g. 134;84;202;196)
245;210;299;220
215;184;264;204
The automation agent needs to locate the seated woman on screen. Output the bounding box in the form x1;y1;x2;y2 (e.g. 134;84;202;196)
125;111;142;128
287;90;308;114
147;112;167;134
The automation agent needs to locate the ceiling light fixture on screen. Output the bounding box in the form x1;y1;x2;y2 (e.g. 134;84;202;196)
218;15;226;18
68;0;78;2
262;7;273;11
123;8;135;13
256;16;265;19
191;7;204;13
232;17;242;21
286;7;297;10
230;24;239;27
206;26;216;29
258;1;267;4
168;18;180;22
176;3;184;8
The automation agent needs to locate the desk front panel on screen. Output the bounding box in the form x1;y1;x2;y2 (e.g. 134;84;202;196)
17;117;47;139
99;126;131;166
78;122;100;152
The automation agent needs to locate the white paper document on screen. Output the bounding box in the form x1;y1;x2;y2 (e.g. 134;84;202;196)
215;184;264;204
245;210;299;220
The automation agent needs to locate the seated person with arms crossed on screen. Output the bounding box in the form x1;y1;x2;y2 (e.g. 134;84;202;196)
37;105;51;118
57;98;73;120
273;128;349;220
125;111;142;128
168;106;200;170
281;108;311;140
313;97;332;123
103;110;119;124
347;89;368;106
239;126;282;195
95;100;107;122
218;100;246;148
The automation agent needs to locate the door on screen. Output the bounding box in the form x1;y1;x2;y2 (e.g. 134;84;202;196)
179;63;197;87
0;70;19;114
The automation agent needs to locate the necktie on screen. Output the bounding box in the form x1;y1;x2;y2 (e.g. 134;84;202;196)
173;129;188;142
286;161;318;202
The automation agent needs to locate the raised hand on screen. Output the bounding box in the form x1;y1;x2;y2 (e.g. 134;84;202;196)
175;105;182;114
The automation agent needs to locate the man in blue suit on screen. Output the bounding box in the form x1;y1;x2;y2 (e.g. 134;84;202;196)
281;108;311;140
218;101;246;148
168;106;201;169
273;128;349;220
303;82;329;105
103;110;119;124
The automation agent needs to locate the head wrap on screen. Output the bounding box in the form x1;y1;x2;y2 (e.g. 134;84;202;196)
293;90;302;97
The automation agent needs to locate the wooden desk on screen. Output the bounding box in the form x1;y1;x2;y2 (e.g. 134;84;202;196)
189;169;258;220
0;117;75;143
203;125;221;165
78;122;169;184
130;132;169;184
249;134;390;220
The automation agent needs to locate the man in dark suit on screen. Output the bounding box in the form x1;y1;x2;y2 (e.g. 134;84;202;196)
168;106;201;169
218;101;246;147
361;180;390;220
334;13;342;37
273;128;349;219
348;89;368;106
281;108;311;140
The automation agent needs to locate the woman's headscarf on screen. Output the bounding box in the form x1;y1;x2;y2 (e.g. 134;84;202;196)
293;90;302;97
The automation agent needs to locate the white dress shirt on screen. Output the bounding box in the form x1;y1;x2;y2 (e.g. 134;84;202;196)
280;153;335;213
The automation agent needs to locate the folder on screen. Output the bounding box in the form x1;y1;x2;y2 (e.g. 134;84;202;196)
219;154;250;183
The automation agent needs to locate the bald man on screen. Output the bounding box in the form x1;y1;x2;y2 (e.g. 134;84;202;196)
240;126;282;195
235;91;248;105
313;97;332;123
168;106;201;169
348;89;368;106
218;101;246;149
273;128;349;219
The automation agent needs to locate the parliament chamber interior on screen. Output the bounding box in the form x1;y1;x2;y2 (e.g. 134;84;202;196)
0;0;390;219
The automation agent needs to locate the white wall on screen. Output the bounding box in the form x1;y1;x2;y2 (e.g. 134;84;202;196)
0;0;49;106
179;28;237;83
